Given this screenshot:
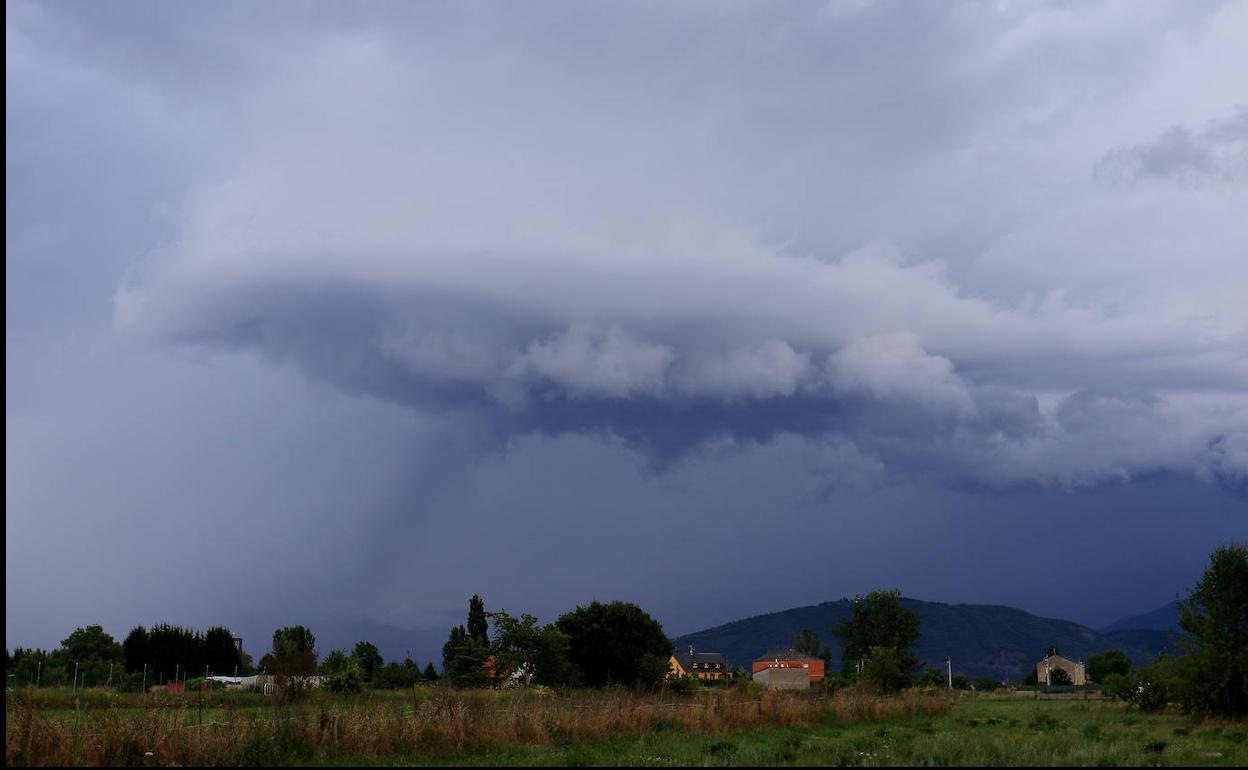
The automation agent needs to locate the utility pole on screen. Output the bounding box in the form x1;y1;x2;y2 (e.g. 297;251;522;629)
175;664;180;690
36;661;41;688
142;663;147;694
73;662;79;695
947;657;952;689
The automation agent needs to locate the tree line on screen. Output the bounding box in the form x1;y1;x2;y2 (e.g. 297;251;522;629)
437;597;671;689
7;544;1244;718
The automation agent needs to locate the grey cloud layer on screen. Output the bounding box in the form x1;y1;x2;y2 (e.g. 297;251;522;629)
1095;107;1248;186
79;0;1248;494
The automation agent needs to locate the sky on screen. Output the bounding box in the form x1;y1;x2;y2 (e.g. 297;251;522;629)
6;0;1247;665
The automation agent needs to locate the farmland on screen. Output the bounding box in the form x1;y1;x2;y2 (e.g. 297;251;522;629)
6;686;1246;767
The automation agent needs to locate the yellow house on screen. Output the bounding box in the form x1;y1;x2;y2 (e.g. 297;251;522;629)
668;646;730;681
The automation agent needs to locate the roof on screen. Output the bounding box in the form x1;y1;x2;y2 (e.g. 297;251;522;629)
1039;655;1082;666
674;650;728;669
754;648;821;662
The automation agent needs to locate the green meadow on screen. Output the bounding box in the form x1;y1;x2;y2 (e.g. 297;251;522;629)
7;687;1246;767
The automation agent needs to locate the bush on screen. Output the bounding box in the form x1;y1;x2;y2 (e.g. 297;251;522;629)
1101;672;1134;701
326;660;363;694
813;672;843;695
735;677;766;698
183;677;225;692
921;667;946;688
113;673;146;693
1127;658;1182;712
1088;650;1132;683
973;676;1000;692
667;673;702;692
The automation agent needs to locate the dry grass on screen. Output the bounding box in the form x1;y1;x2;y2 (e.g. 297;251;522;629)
5;686;947;766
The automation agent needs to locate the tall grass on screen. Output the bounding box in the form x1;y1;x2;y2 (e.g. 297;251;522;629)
5;686;946;766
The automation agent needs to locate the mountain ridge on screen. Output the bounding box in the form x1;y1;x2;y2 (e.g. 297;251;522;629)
1100;601;1181;634
672;597;1177;681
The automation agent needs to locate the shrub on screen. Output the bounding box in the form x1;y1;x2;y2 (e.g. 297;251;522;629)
1101;672;1134;701
112;673;146;693
326;660;364;694
973;676;1000;692
1088;650;1132;683
1127;658;1182;712
667;674;702;692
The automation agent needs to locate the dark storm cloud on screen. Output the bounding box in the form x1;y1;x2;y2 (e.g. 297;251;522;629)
83;0;1244;490
7;0;1247;657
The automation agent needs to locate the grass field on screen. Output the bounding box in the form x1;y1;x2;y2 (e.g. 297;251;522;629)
6;686;1246;766
416;698;1248;767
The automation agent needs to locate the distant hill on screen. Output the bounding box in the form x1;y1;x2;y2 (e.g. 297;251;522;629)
1101;601;1180;634
672;598;1177;681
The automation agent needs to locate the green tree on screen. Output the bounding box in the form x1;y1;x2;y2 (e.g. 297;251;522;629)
1087;650;1132;684
122;626;150;673
1045;644;1062;658
1176;542;1248;718
7;647;52;688
442;625;467;671
951;674;970;690
819;645;834;672
555;601;671;688
403;655;422;683
445;640;491;688
1048;668;1072;686
351;642;383;682
794;628;821;658
320;649;351;676
423;662;439;681
325;658;363;694
273;626;316;658
374;660;420;689
1128;655;1183;711
61;625;123;664
921;666;946;688
1101;672;1133;701
145;624;202;683
834;590;921;692
202;627;243;676
60;625;123;685
973;676;1000;692
467;595;490;646
488;610;573;687
270;625;318;699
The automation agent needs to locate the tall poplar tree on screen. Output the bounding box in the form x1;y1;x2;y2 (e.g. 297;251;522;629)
467;595;490;645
